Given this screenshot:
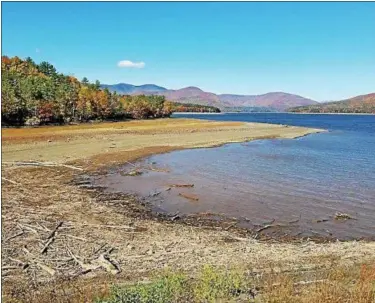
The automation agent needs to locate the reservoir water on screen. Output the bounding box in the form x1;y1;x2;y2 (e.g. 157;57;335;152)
96;113;375;240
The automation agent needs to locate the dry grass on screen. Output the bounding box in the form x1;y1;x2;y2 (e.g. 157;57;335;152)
5;262;374;302
262;263;375;303
2;119;244;144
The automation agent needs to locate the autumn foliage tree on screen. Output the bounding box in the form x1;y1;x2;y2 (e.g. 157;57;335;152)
1;56;175;126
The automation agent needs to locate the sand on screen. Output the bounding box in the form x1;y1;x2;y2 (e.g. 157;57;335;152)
2;118;322;166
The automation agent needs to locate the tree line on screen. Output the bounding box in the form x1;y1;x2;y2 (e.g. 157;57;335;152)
171;102;220;113
288;94;375;114
1;56;174;126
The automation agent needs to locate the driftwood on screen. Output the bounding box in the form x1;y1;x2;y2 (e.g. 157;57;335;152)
9;257;29;270
261;219;275;225
17;224;39;234
41;238;55;254
2;161;83;171
41;221;63;254
10;250;55;276
35;262;56;276
46;221;63;240
171;214;181;221
67;247;120;275
289;215;301;224
2;177;20;185
96;254;121;275
224;222;238;231
257;223;292;233
68;247;99;272
257;225;274;233
81;224;138;230
178;193;199;201
170;184;194;188
335;212;354;220
63;234;88;242
5;231;24;242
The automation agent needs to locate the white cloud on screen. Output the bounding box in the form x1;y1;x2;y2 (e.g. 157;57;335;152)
35;48;41;53
117;60;145;68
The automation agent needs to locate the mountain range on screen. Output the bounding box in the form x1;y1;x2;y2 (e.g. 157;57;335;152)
101;83;318;111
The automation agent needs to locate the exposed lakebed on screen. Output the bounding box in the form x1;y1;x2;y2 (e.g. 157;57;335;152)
93;113;375;240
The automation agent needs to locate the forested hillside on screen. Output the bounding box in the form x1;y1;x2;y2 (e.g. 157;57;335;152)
288;93;375;114
172;103;220;113
1;56;174;126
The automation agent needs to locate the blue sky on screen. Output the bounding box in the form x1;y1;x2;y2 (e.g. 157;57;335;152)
2;2;375;101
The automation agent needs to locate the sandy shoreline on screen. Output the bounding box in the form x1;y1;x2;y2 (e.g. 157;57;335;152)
2;118;323;167
2;118;374;301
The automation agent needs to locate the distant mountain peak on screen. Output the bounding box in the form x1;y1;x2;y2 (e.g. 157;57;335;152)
179;86;203;91
101;83;167;94
101;83;318;111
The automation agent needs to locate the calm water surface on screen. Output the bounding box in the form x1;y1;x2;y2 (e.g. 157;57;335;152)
96;113;375;240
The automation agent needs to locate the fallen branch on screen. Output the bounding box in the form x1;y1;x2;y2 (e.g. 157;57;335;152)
91;243;108;257
41;237;55;254
40;221;63;254
9;257;29;270
80;223;138;230
67;247;99;272
46;221;63;240
5;231;24;242
96;254;121;275
35;262;56;276
62;234;88;242
2;266;19;270
17;224;39;234
170;184;194;188
289;215;301;224
2;161;83;171
261;219;275;225
178;193;199;201
1;177;20;185
224;222;237;231
257;225;274;233
335;212;355;220
223;235;251;242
